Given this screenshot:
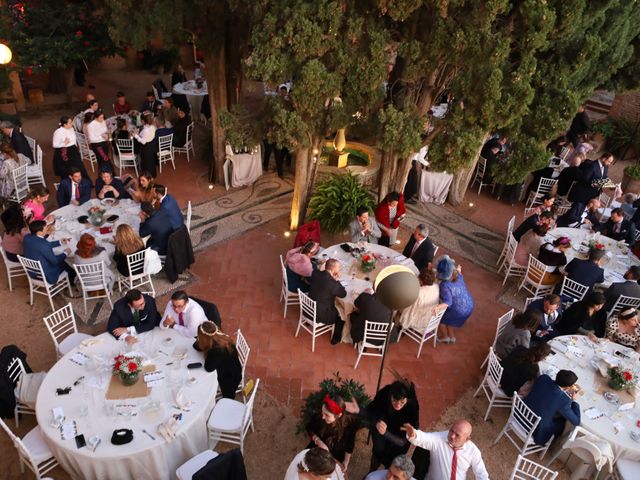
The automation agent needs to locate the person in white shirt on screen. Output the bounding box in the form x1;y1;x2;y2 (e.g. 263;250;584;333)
134;113;158;177
87;110;113;170
160;290;207;338
365;455;416;480
403;420;489;480
52;115;88;178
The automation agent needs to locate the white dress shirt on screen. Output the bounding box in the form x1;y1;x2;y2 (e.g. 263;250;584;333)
409;430;489;480
52;127;77;148
160;298;207;338
87;120;108;144
135;125;157;145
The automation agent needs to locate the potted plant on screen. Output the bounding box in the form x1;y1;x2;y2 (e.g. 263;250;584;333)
112;355;142;386
622;164;640;194
591;119;615;149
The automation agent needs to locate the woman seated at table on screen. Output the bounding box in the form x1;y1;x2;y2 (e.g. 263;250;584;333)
537;236;571;284
554;291;606;338
436;255;474;344
494;310;541;358
113;224;146;276
306;394;359;472
22;185;54;223
192;320;242;398
285;241;320;293
0;143;30;200
1;204;30;261
113;91;132;115
126;171;156;204
532;194;556;216
111;117;136;153
72;233;115;288
134;113;157;177
87;110;114;171
375;191;406;247
171;64;188;86
500;343;552;397
605;308;640;351
284;448;345;480
397;268;446;331
514;224;549;267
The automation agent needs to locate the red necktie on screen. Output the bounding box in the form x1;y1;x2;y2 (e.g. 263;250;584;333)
450;447;458;480
75;183;80;200
178;312;184;326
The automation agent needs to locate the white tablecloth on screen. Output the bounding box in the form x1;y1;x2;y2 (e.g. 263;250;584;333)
223;146;263;189
541;335;640;461
419;171;453;205
35;330;218;480
319;242;418;343
173;81;207;120
546;227;640;288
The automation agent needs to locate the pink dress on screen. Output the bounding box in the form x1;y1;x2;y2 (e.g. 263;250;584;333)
23;199;46;222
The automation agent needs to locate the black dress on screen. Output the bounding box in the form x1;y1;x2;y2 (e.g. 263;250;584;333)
306;413;359;463
500;345;540;397
113;247;145;276
53;145;87;179
193;342;242;399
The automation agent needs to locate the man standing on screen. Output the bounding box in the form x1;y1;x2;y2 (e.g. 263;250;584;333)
107;289;160;343
604;266;640;313
159;290;207;338
364;455;416;480
599;207;636;244
139;201;173;255
0;121;33;163
349;207;382;244
572;152;614;204
153;184;184;231
309;259;347;344
23;220;75;284
566;105;591;147
402;420;489;480
402;224;436;271
57;167;92;206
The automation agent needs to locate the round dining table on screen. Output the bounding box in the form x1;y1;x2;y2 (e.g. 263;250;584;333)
318;242;418;343
541;334;640;462
546;227;640;288
173;81;207;120
35;329;219;480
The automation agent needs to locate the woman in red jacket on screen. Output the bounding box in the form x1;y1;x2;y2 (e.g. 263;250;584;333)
375;191;406;247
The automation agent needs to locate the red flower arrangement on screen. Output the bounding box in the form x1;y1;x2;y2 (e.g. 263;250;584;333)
112;355;142;385
608;366;636;391
360;253;376;273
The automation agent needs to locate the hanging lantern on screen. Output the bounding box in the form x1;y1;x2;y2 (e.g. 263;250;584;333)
0;44;12;65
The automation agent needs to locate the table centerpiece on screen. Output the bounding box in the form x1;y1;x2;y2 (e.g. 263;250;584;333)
360;253;377;273
607;366;637;391
112;355;142;386
88;206;107;226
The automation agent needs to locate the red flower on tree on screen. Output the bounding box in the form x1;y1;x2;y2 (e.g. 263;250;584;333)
75;30;83;37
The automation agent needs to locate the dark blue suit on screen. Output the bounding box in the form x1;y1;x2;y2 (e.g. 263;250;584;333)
526;298;563;339
23;234;68;284
513;214;540;242
556;202;600;229
599;219;636;244
56;178;92;206
564;258;605;289
524;375;581;445
572;160;608;204
139;208;173;255
159;194;184;231
10;128;34;163
95;177;129;199
107;294;160;338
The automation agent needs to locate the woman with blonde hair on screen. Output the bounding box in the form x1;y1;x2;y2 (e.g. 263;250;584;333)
193;321;242;398
113;224;145;276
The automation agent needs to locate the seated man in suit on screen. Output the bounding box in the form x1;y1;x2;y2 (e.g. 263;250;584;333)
154;115;174;140
563;248;605;291
172;108;192;147
556;198;601;229
349;289;392;344
0;121;33;163
159;290;207;338
23;220;76;284
95;168;128;199
512;211;554;242
107;289;160;343
402;224;435;272
604;266;640;313
140;91;161;115
153;184;184;231
56;167;92;207
139;201;173;255
309;259;347;344
349;206;382;244
526;294;563;341
599;208;636;244
524;370;581;446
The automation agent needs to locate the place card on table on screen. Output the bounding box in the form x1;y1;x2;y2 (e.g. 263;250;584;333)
115;403;138;417
60;420;78;440
584;407;605;420
619;402;635;412
566;345;584;357
144;370;165;387
70;351;90;366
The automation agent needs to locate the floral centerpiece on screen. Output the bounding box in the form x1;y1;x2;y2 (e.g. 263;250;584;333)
588;239;605;251
607;366;636;391
88;206;106;226
360;253;377;273
112;355;142;386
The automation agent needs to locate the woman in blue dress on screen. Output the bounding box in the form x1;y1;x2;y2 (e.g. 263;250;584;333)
436;255;475;343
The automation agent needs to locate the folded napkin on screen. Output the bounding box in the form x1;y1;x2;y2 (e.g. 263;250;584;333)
175;388;193;411
80;338;102;348
157;417;179;441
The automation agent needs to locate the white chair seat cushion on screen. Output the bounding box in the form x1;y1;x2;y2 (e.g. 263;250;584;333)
207;399;246;431
58;333;93;355
176;450;218;480
23;426;53;463
27;166;41;174
16;371;47;407
617;458;640;479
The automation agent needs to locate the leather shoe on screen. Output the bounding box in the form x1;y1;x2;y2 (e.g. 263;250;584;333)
330;336;340;345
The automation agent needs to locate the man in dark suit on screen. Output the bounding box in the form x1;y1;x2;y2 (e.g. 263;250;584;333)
564;249;605;291
0;122;33;163
172;109;191;147
512;211;554;242
23;220;76;284
56;167;92;207
571;152;614;204
309;259;347;344
603;266;640;312
526;294;563;341
107;289;160;343
599;208;636;244
154;184;184;231
402;224;435;271
349;289;392;343
566;105;591;147
524;371;581;446
140;91;161;115
556;198;601;228
139;201;173;255
95;169;128;199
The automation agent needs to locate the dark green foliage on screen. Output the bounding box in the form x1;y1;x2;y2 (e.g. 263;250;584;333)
308;173;374;234
297;373;371;434
218;104;262;149
606;119;640;158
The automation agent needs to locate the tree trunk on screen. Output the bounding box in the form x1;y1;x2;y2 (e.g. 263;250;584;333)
447;132;490;205
289;137;322;230
203;49;228;185
378;150;417;202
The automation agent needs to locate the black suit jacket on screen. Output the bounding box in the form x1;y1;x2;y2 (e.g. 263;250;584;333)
557;166;582;198
56;178;92;206
572;160;607;204
95;177;128;199
402;236;435;271
512;214;540;242
556;202;600;229
604;280;640;312
353;292;392;324
107;295;160;338
564;258;605;289
139;209;173;255
10;129;33;163
599;218;635;244
309;270;347;325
